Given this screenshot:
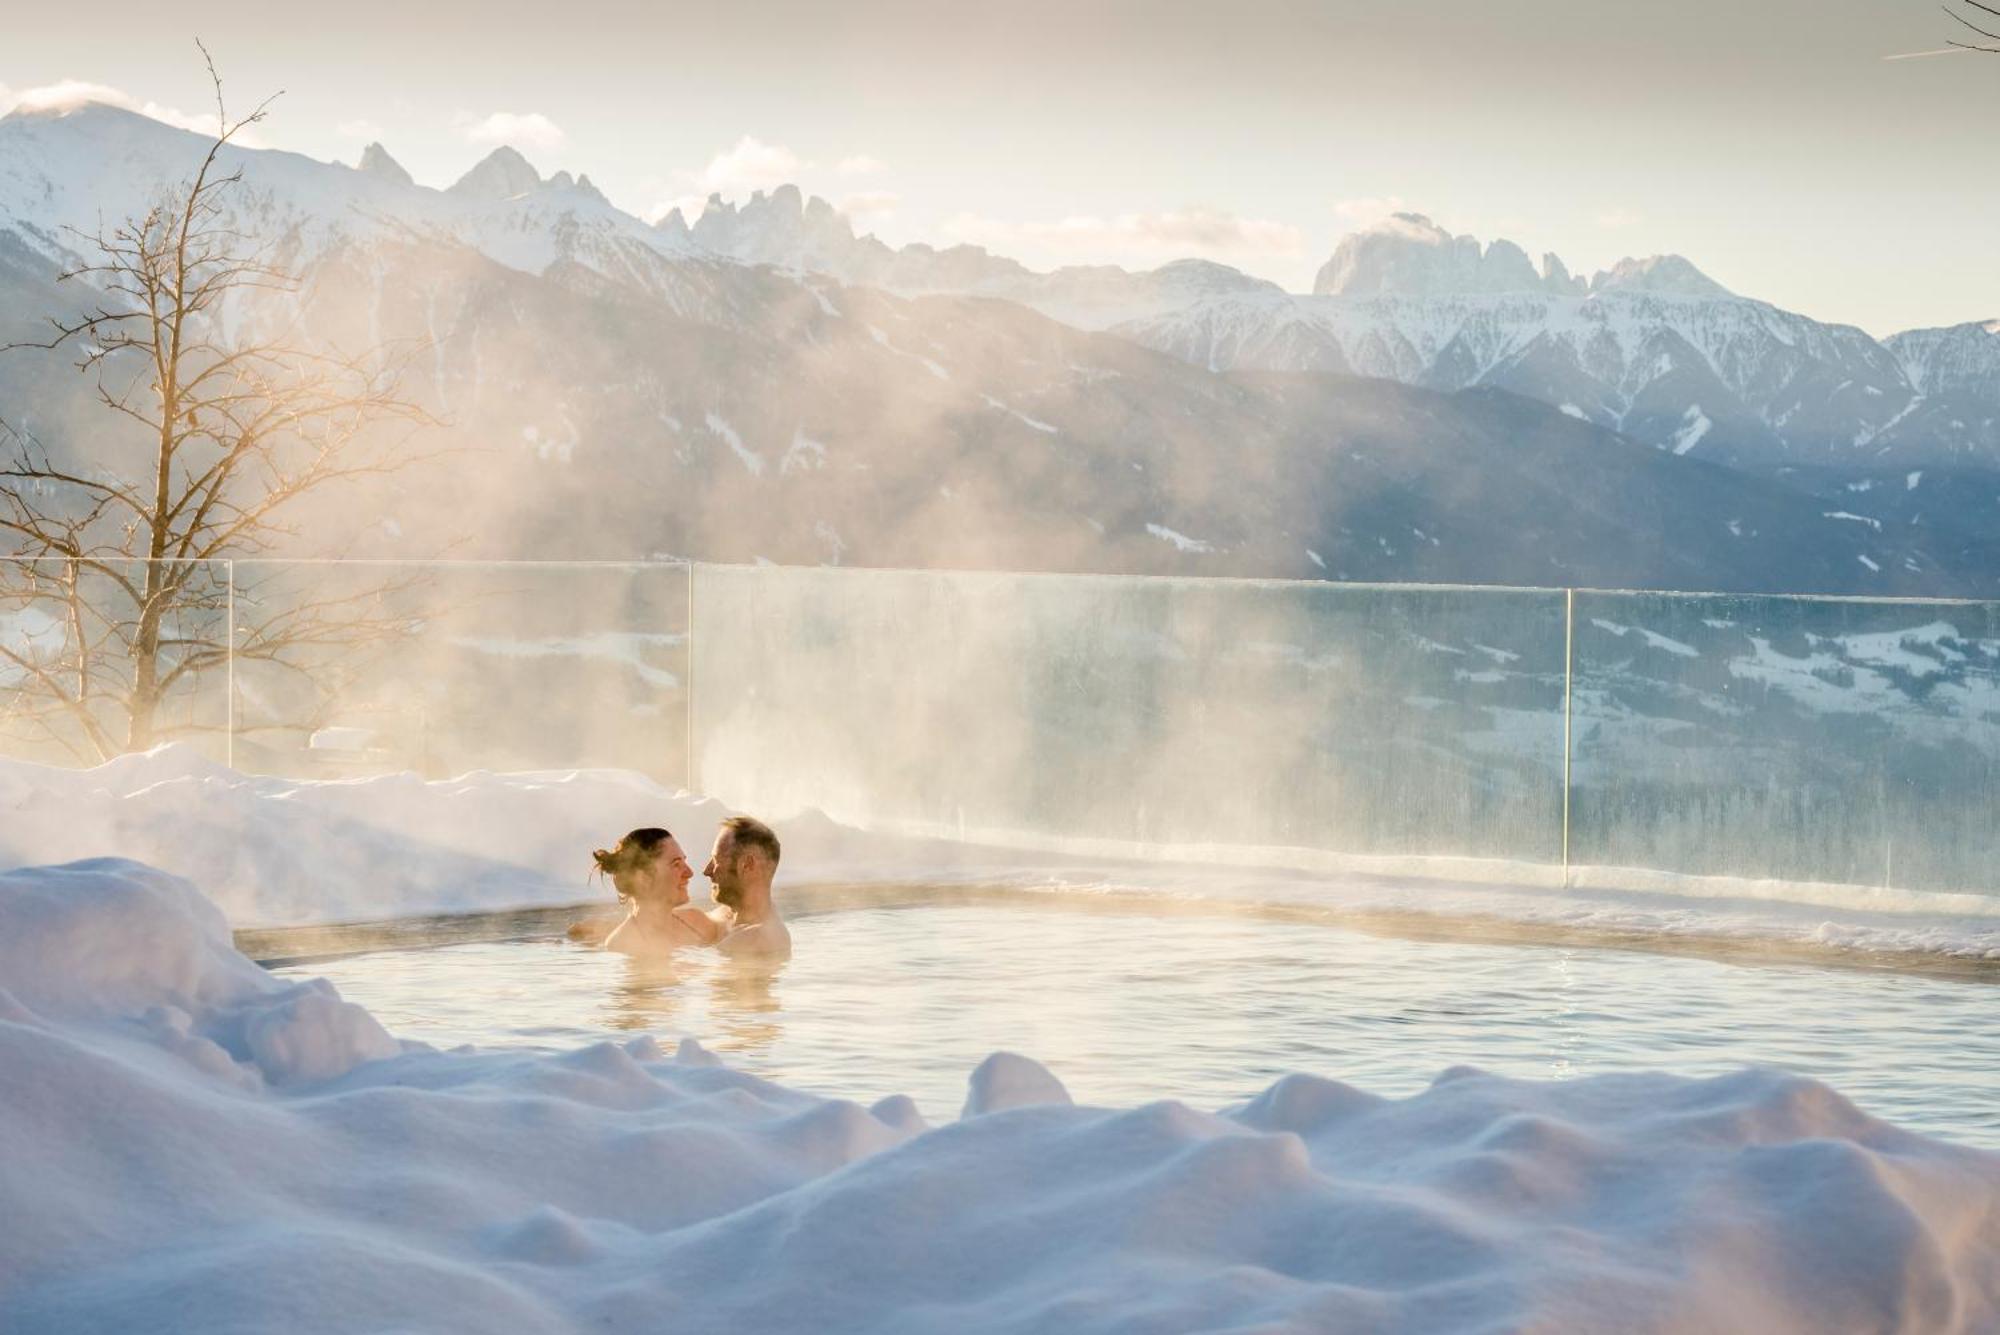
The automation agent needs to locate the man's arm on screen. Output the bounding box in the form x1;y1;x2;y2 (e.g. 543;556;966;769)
672;904;724;945
566;913;622;947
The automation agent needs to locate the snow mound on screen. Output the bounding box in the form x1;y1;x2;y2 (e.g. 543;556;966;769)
0;857;252;1018
0;858;399;1085
962;1051;1073;1116
1;860;1998;1332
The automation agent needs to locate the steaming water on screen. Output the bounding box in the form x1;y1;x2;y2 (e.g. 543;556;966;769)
278;901;2000;1147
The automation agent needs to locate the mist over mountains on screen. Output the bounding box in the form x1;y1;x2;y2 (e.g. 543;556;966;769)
2;101;1996;596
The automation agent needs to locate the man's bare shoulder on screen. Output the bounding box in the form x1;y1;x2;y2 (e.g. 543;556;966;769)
717;918;792;959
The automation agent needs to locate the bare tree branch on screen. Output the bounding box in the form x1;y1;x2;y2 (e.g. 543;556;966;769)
1945;0;2000;50
0;47;437;762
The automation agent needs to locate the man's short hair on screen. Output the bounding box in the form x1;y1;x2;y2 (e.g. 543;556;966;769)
722;814;781;868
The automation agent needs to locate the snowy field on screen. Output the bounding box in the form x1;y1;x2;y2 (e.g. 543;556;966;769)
3;856;1998;1333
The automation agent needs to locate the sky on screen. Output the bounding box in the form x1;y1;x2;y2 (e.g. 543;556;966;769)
1;0;1995;335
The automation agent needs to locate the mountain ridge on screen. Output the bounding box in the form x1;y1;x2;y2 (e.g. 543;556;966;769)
627;180;2000;472
0;101;1994;597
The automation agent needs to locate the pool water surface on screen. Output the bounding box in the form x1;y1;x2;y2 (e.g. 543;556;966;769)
277;899;2000;1146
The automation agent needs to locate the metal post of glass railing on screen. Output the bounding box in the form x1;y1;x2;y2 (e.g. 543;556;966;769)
685;560;698;794
225;559;236;771
1561;586;1575;889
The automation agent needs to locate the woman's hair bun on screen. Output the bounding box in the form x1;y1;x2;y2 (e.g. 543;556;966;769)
591;828;672;896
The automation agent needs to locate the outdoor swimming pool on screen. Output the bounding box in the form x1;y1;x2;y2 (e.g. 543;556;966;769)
274;892;2000;1148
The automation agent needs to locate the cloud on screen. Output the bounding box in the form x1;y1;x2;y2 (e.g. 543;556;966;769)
335;118;386;141
838;191;900;220
944;207;1305;260
459;111;566;150
1332;195;1409;229
696;135;806;195
1595;207;1643;228
0;78;270;146
836;154;887;176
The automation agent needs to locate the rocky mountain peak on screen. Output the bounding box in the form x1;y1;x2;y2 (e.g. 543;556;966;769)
540;169;607;205
1314;214;1735;304
653;206;692;240
1541;252;1585;296
1590;254;1732;299
1314;213;1553;298
356;143;414;189
690;182;859;263
446;146;543;202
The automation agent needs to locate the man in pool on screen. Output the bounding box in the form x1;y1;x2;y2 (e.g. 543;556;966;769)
701;815;792;959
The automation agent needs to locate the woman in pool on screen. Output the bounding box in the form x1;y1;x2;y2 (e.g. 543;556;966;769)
592;828;723;956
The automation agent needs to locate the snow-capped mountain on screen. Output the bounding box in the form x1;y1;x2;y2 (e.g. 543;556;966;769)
1313;211;1580;299
1;102;1995;596
1890;319;2000;395
0;102;775;323
665;182;1292;328
1115;214;1998;473
670;191;2000;475
1879;319;2000;463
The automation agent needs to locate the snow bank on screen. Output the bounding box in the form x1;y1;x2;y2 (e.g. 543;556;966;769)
2;748;1998;961
2;859;1997;1333
0;747;1053;927
0;859;399;1087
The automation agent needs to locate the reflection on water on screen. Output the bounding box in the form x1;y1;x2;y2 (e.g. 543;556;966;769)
604;957;685;1034
707;961;785;1052
281;902;2000;1146
589;955;789;1054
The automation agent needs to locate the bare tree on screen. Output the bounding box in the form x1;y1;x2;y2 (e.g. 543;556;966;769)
1946;1;2000;52
0;47;436;763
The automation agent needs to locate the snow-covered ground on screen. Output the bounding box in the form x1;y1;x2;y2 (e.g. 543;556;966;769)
2;856;1996;1333
2;748;1998;962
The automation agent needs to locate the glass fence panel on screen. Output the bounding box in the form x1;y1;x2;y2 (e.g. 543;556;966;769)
229;561;689;781
0;557;231;767
691;566;1568;862
1568;591;2000;893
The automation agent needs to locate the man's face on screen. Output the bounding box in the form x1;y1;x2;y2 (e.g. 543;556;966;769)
705;828;742;909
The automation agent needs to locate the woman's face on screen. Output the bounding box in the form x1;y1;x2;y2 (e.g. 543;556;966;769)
648;837;694;906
